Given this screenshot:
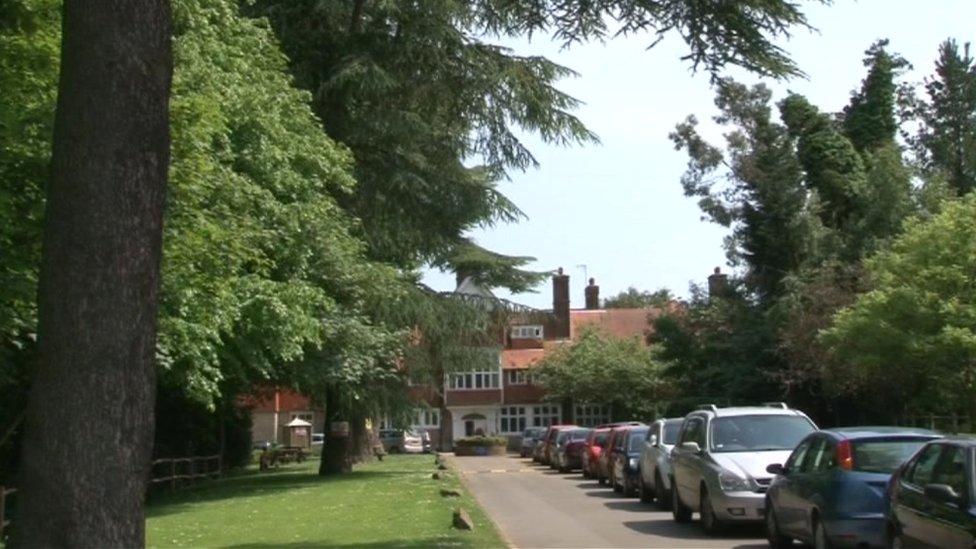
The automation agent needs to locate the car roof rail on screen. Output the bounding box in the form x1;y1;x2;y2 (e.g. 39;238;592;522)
696;404;719;414
762;402;789;409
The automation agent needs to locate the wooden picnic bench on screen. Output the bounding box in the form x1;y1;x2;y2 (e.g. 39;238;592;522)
258;446;307;470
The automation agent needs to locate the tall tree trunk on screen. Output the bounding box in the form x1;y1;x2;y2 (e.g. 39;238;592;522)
319;384;351;475
15;1;171;546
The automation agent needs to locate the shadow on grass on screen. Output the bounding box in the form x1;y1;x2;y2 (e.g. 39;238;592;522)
225;537;488;549
147;465;430;518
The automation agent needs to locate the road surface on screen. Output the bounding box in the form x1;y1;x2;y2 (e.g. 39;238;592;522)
449;454;768;549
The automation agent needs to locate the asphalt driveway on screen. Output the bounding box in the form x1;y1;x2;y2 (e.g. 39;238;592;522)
448;454;769;548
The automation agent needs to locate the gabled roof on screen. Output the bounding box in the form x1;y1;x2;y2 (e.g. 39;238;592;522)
569;307;661;340
454;276;497;299
500;348;546;370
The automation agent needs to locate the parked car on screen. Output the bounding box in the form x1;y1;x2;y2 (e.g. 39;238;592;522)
311;432;324;446
542;424;578;466
521;427;546;458
553;428;592;473
582;428;611;480
886;437;976;548
532;438;546;463
638;418;683;508
670;403;817;534
379;429;426;453
612;425;650;496
764;427;940;548
599;423;645;486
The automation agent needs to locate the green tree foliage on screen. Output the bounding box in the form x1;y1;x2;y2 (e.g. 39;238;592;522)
535;327;666;420
670;80;812;302
911;39;976;195
603;287;673;309
822;196;976;422
843;39;909;153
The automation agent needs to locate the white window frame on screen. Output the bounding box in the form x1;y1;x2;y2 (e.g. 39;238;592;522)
498;406;527;434
412;407;441;428
510;325;543;339
448;369;500;390
532;405;561;427
573;404;612;427
505;370;529;385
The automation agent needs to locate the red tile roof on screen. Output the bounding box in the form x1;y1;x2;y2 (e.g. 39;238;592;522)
569;308;659;341
500;348;547;370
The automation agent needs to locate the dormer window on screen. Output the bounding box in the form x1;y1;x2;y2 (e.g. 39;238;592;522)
511;325;543;339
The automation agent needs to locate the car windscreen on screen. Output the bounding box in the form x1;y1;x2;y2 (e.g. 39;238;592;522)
663;422;682;445
710;415;815;453
594;432;610;447
852;438;935;474
628;429;649;452
569;429;591;441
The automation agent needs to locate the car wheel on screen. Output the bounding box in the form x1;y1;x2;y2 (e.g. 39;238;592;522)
655;472;670;511
639;476;653;504
612;472;623;493
623;474;636;497
598;475;606;486
700;486;724;535
886;522;904;549
813;519;831;549
765;505;793;549
671;478;692;523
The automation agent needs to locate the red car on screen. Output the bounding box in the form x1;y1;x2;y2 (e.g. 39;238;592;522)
582;428;611;479
597;423;645;486
540;424;578;466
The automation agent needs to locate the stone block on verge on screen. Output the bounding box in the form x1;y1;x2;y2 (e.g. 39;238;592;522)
453;507;474;530
440;488;461;497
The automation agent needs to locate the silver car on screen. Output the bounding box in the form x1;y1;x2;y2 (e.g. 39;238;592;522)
521;427;546;458
637;418;684;508
670;403;817;535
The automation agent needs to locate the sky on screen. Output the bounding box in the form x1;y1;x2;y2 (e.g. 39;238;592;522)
422;0;976;310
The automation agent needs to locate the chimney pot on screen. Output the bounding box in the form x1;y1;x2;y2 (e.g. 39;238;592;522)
584;278;600;310
551;268;570;339
708;267;729;299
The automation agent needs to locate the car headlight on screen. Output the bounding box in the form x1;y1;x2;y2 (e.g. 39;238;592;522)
718;470;752;492
628;457;639;470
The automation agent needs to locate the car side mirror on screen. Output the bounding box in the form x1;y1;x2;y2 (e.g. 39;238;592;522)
924;484;963;506
679;441;701;454
649;434;658;447
766;463;786;476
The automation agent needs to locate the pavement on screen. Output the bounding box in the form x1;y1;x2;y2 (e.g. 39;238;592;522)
446;453;769;549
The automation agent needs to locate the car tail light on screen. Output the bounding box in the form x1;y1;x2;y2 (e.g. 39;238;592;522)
836;440;854;471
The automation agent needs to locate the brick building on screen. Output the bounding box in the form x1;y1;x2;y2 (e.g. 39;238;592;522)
433;268;665;448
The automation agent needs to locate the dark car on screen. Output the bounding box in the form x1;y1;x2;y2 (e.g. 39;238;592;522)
612;426;650;496
582;428;611;480
553;428;592;473
541;424;578;466
764;427;940;548
886;437;976;548
599;423;645;486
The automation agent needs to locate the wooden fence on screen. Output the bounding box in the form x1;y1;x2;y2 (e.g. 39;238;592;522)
150;454;222;491
0;485;16;539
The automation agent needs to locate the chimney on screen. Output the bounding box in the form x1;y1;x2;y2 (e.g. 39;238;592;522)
584;277;600;310
552;267;570;339
708;267;728;299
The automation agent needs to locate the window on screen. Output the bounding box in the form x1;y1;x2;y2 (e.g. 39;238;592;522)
412;408;440;428
505;370;529;385
499;406;527;434
932;446;968;497
511;325;543;339
680;418;705;447
290;412;313;423
709;415;816;453
787;437;814;472
574;404;611;427
448;369;500;390
906;443;944;486
532;405;561;427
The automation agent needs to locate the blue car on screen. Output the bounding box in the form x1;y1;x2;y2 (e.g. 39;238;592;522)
764;427;940;548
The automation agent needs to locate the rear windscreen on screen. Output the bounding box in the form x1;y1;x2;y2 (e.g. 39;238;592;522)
853;439;933;474
663;422;681;445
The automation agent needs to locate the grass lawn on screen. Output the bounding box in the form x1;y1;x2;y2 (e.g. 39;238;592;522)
146;455;506;548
